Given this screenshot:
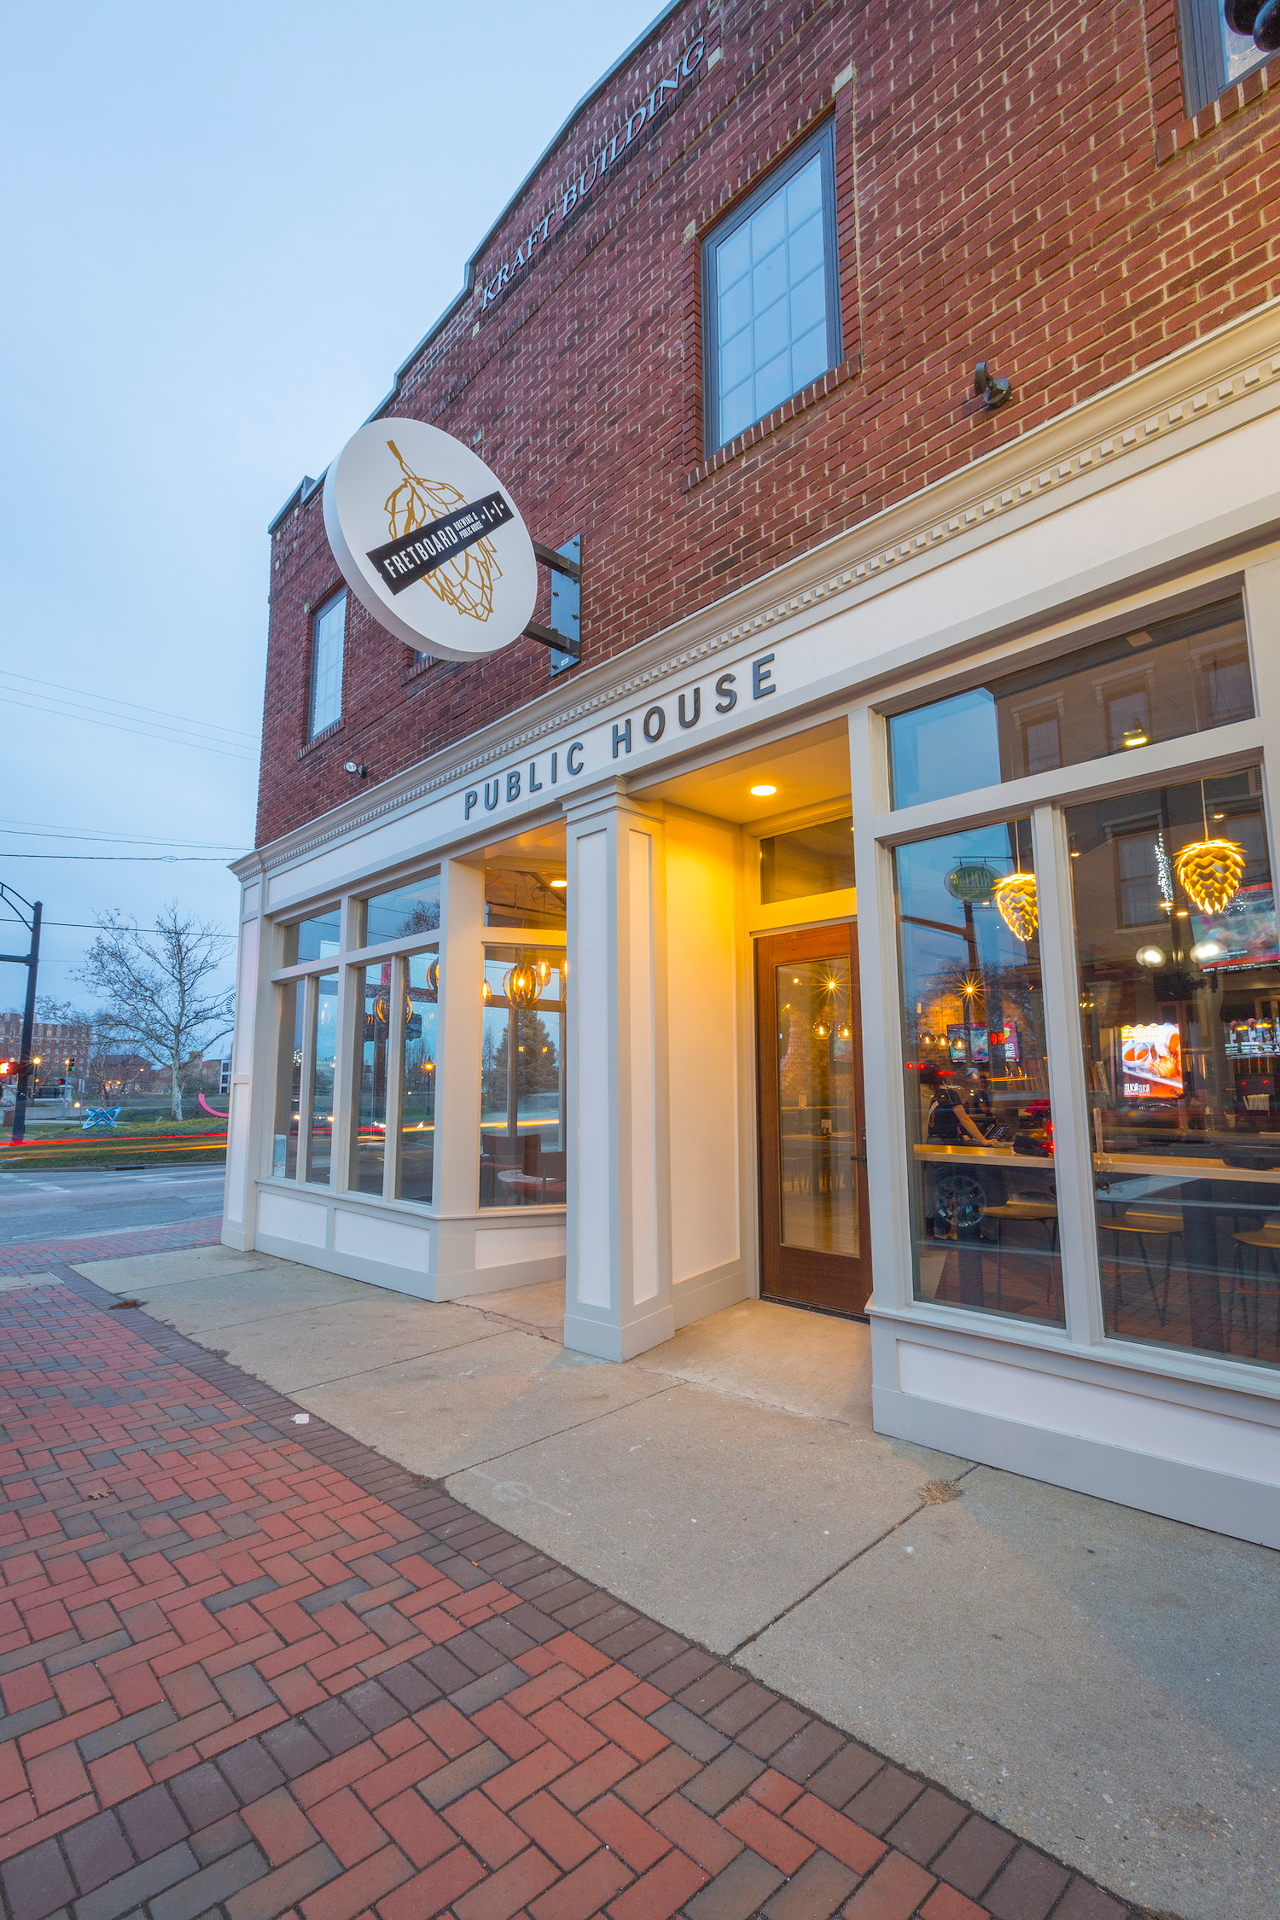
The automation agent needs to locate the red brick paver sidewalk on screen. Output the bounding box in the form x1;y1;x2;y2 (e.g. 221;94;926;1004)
0;1219;222;1276
0;1271;1128;1920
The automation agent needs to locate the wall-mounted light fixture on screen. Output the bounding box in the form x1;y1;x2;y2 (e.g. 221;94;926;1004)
1225;1;1280;54
343;760;368;778
973;361;1012;411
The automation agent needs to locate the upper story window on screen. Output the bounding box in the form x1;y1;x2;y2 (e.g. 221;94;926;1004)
307;590;346;739
1180;1;1269;113
703;123;841;455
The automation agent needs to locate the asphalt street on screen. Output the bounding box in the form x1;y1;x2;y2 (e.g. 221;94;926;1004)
0;1162;225;1243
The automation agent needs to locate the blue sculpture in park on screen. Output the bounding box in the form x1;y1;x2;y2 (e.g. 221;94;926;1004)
81;1107;122;1131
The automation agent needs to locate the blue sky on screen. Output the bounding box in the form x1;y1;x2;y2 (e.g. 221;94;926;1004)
1;1;663;1011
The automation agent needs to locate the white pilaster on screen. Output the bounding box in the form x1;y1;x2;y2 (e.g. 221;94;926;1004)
222;874;268;1249
563;782;673;1360
431;859;486;1289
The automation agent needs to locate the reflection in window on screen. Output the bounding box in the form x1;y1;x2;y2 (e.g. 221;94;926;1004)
484;865;567;929
889;599;1252;809
398;952;437;1203
760;816;855;904
776;958;858;1256
306;974;338;1185
480;948;565;1207
704;124;839;452
283;909;341;964
1068;766;1280;1370
273;982;303;1178
352;963;391;1195
363;874;440;946
895;822;1062;1323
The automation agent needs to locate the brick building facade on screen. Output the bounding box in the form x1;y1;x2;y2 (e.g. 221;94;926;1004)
258;0;1280;846
232;0;1280;1557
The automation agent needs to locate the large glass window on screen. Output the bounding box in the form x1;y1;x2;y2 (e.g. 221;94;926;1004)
307;590;345;740
272;982;304;1179
352;962;391;1195
889;600;1252;811
362;875;440;946
703;123;840;454
1069;766;1280;1370
398;952;437;1203
306;973;338;1185
484;863;567;930
895;822;1062;1324
283;908;341;966
760;816;855;904
480;947;565;1207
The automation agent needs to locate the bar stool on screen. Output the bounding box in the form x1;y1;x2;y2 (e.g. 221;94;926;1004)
1097;1208;1181;1331
978;1200;1059;1308
1229;1222;1280;1356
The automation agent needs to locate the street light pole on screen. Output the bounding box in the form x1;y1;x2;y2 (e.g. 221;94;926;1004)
1;887;43;1147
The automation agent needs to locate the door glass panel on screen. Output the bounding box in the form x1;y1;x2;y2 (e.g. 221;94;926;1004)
352;962;391;1195
398;951;438;1203
775;958;859;1255
305;973;337;1186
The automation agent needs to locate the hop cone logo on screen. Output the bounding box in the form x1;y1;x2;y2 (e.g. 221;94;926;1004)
384;439;502;623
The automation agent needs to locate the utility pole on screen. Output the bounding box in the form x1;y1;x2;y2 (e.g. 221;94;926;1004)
1;886;43;1147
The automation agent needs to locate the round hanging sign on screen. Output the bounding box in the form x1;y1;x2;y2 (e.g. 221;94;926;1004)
322;418;538;663
944;860;999;905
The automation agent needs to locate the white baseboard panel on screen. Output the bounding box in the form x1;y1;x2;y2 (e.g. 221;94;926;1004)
253;1233;439;1300
873;1385;1280;1551
564;1301;676;1362
672;1260;749;1330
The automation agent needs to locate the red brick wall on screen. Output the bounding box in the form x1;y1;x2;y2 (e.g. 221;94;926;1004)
257;0;1280;847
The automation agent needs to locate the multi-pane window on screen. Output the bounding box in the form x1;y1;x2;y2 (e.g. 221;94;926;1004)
307;590;346;740
703;124;840;454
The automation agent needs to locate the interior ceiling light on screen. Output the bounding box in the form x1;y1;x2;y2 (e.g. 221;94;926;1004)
550;878;568;888
750;783;777;797
1121;721;1149;749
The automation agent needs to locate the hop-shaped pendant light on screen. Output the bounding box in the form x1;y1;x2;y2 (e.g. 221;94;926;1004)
504;959;540;1005
1173;838;1246;914
994;871;1038;941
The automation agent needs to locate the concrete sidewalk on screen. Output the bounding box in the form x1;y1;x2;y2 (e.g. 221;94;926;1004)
73;1243;1280;1920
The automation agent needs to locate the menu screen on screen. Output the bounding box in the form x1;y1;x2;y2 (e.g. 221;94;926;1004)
1190;883;1280;971
1119;1022;1183;1099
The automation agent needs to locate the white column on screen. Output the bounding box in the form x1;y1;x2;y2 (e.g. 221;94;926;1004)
563;782;672;1360
222;873;268;1250
431;859;485;1288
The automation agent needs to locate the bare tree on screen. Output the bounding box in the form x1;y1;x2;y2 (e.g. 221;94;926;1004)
76;905;234;1121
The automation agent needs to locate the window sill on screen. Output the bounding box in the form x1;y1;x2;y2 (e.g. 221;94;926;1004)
684;355;861;492
297;718;344;760
1156;53;1280;161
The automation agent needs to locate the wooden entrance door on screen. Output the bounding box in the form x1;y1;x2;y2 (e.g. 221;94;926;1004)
756;924;871;1315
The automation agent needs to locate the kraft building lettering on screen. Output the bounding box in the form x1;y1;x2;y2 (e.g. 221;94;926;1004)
479;36;706;312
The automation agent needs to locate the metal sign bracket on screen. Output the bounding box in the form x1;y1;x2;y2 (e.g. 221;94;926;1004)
526;536;581;672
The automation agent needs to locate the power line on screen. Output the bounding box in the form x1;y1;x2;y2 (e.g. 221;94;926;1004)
0;853;234;862
0;825;243;850
0;692;257;761
0;669;257;740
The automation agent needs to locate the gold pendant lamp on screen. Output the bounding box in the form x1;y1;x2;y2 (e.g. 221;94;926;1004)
1174;786;1245;914
994;870;1038;941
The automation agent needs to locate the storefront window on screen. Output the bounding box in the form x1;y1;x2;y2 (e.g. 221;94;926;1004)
282;908;340;965
398;952;437;1203
889;599;1251;810
760;815;855;903
484;864;567;929
352;962;392;1194
480;946;565;1206
306;973;337;1185
1068;766;1280;1369
895;821;1062;1322
272;982;304;1178
362;873;440;945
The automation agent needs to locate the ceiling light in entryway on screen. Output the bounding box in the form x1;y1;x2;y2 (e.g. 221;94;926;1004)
750;783;777;797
